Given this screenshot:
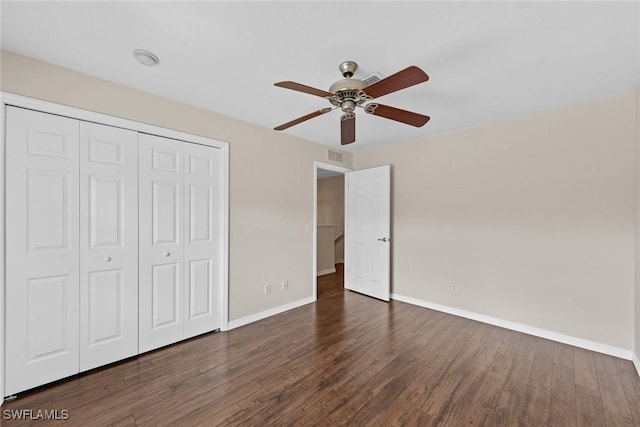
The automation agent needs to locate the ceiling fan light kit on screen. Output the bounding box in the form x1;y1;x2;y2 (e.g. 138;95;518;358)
274;60;430;145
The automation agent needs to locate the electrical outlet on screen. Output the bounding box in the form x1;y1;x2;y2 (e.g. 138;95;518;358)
264;284;271;295
451;284;458;293
282;280;289;291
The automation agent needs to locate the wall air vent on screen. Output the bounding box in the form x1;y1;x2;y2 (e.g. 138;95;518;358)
362;72;384;86
327;150;343;163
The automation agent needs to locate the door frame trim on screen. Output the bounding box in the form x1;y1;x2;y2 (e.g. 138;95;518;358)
0;93;231;401
313;161;352;301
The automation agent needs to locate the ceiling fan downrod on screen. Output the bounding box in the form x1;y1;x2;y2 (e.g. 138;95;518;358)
338;60;358;78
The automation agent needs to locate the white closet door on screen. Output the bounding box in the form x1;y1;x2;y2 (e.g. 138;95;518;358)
5;107;81;395
138;134;185;353
79;122;139;371
183;143;222;338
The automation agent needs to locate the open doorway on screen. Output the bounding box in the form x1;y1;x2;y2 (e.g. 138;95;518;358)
313;162;351;301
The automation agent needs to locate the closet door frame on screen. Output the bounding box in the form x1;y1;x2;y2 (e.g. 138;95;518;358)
0;92;230;402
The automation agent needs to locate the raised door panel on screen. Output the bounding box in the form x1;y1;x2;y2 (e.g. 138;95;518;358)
153;182;180;245
27;170;70;251
87;269;123;342
79;122;138;371
152;263;180;327
138;133;185;353
183;144;222;338
89;176;122;248
26;275;72;361
5;107;81;395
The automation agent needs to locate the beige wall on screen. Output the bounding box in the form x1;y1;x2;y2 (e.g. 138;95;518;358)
0;50;353;321
317;175;345;263
636;88;640;358
2;50;639;354
355;93;637;350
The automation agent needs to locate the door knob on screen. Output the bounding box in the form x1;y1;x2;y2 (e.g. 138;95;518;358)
164;252;171;257
104;256;112;262
377;237;388;242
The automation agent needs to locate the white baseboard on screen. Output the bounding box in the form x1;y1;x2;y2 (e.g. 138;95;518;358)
633;352;640;377
317;268;336;277
227;296;315;330
391;293;634;361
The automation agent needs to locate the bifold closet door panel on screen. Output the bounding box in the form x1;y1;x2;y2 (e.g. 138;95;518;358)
138;133;185;353
79;122;139;371
5;107;81;395
183;143;223;338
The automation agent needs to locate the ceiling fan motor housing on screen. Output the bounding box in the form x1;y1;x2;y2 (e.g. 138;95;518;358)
329;77;371;113
328;79;366;93
330;61;372;112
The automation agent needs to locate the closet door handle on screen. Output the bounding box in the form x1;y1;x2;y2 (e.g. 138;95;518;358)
104;256;112;262
164;252;171;257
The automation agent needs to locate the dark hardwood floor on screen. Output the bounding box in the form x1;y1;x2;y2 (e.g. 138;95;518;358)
4;264;640;426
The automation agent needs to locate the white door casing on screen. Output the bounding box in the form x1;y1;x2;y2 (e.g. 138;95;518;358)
183;143;223;338
79;122;139;371
344;165;391;301
138;134;185;353
5;107;81;395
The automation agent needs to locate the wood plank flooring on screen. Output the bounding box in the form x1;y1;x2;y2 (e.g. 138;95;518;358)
3;264;640;426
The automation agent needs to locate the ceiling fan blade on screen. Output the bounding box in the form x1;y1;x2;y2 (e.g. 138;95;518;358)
274;108;332;131
363;66;429;99
341;113;356;145
364;103;430;127
274;81;335;98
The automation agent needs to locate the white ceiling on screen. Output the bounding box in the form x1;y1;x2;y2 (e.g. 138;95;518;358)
1;1;638;152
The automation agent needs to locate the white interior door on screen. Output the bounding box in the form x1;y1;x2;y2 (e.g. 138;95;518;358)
183;143;223;338
345;165;391;301
5;107;81;394
138;134;185;353
79;122;138;371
